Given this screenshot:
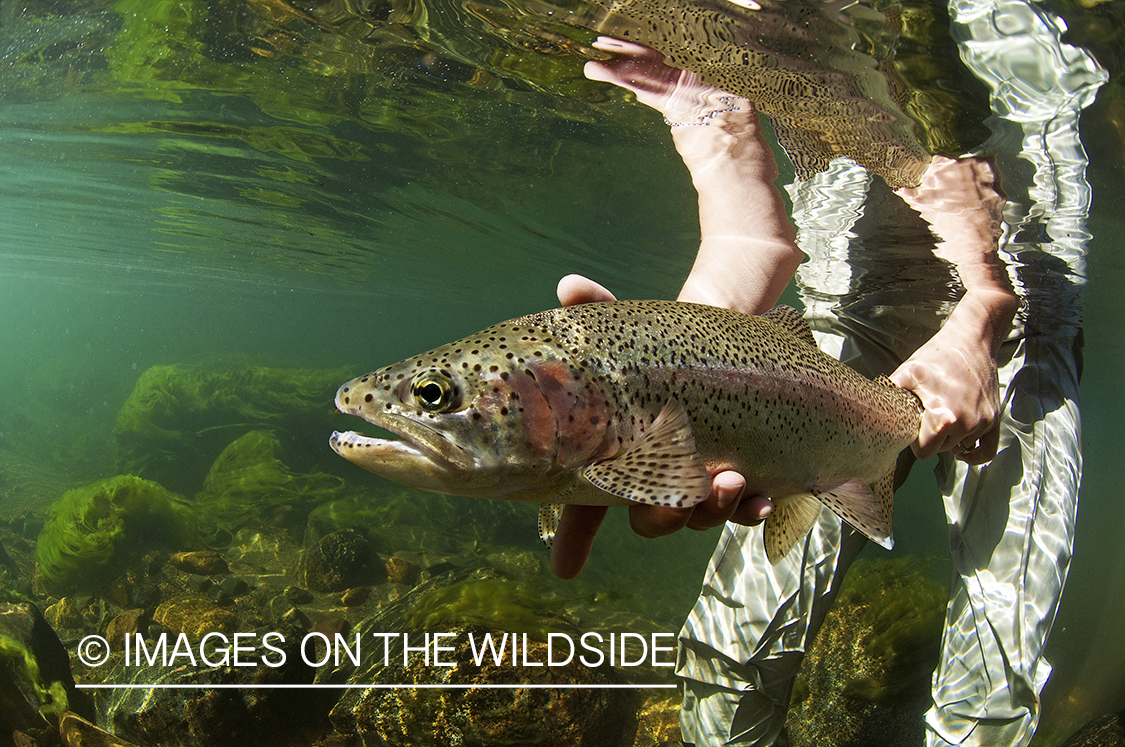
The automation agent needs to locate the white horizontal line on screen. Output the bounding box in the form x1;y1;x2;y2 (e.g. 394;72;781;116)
77;683;678;690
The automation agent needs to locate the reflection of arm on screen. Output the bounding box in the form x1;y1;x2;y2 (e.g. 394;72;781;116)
891;157;1020;463
672;114;803;314
583;37;802;315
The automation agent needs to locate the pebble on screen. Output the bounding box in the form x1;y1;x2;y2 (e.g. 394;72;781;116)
341;587;370;607
170;551;229;575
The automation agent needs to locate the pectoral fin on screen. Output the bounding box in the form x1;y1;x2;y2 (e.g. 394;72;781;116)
583;399;712;508
763;493;823;564
813;475;894;550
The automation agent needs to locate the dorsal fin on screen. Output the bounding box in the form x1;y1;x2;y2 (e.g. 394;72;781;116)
763;305;817;347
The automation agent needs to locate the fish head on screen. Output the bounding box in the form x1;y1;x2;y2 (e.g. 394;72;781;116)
330;320;617;501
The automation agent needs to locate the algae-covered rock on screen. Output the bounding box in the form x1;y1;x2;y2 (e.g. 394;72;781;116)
43;597;85;631
92;630;327;747
632;693;683;747
406;578;574;637
298;529;385;593
0;602;95;739
785;556;946;747
113;362;350;493
60;712;144;747
385;556;420;587
193;430;344;543
332;624;637;747
1061;710;1125;746
35;475;191;595
321;566;636;746
169;550;228;576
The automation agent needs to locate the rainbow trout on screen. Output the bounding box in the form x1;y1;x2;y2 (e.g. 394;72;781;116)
330;301;922;563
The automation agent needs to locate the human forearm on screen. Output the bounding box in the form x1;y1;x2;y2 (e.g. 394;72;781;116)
890;156;1019;462
672;115;803;314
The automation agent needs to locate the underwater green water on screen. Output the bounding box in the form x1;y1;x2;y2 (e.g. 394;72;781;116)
0;0;1123;745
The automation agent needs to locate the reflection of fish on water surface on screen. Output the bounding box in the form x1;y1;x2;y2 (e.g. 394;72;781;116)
330;300;922;563
570;0;992;188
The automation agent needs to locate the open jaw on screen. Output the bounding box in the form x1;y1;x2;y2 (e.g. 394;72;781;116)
329;409;474;475
329;428;429;459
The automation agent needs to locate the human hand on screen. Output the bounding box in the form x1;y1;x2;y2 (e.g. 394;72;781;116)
890;157;1018;464
550;275;773;579
889;294;1007;464
583;38;749;126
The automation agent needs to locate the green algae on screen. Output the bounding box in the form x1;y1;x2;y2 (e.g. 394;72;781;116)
882;0;994;158
103;0;235;104
833;556;946;703
786;556;947;745
194;429;344;543
35;475;192;593
0;633;68;719
406;578;571;638
113;361;349;492
95;120;369;164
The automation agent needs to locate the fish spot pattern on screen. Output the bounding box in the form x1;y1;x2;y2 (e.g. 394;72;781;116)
336;300;921;555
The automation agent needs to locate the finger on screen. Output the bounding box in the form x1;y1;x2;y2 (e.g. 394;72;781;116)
729;495;773;526
685;475;744;530
957;425;1000;465
550;505;607;579
684;471;746;529
557;274;616;306
590;37;651;55
912;406;956;460
583;59;614;84
629;504;692;538
712;471;745;508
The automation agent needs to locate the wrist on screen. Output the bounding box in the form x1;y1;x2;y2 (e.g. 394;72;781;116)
948;287;1020;355
670;105;771;176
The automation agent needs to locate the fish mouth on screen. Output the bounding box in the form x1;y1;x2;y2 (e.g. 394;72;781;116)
331;389;474;474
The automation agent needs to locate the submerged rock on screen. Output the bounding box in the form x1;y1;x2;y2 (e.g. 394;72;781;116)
60;711;142;747
632;693;682;747
1061;710;1125;747
43;598;85;632
169;551;228;576
93;633;328;747
785;556;946;747
299;529;385;593
323;568;638;746
152;595;239;639
384;556;420;587
334;629;635;747
105;609;146;650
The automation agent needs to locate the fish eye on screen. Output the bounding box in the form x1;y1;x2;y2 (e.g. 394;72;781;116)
410;371;458;412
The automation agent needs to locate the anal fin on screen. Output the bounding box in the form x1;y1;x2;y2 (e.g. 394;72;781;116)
763;493;822;564
814;476;894;550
